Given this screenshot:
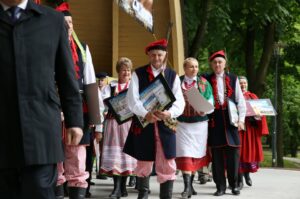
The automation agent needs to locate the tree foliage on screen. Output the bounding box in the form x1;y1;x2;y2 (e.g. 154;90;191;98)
183;0;300;161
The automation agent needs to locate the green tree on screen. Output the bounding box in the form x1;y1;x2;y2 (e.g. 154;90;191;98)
183;0;300;166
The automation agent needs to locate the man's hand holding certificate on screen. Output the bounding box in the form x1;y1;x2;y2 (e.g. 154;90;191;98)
145;112;161;123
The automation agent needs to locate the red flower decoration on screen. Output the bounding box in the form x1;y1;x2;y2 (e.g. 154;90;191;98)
225;76;233;98
211;76;220;109
146;65;154;82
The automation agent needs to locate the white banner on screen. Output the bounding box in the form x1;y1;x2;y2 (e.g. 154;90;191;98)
115;0;154;33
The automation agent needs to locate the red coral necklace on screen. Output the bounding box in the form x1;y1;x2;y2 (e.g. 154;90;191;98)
211;74;233;109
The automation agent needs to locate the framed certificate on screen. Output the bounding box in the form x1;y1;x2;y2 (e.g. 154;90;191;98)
247;99;277;116
104;89;134;125
136;73;176;128
228;98;239;127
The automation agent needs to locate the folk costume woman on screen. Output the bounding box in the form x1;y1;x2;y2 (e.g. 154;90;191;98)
237;76;269;189
100;57;137;199
176;58;214;198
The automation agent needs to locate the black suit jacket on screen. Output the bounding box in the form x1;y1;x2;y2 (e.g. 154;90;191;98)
0;1;83;168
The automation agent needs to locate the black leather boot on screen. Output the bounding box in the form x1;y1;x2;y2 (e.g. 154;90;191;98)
181;174;192;198
159;180;174;199
109;176;122;198
198;171;207;184
191;174;197;195
68;187;86;199
128;176;136;187
63;182;69;197
121;176;128;197
237;173;244;190
137;176;150;199
232;187;240;195
213;189;225;196
55;185;64;199
244;172;252;186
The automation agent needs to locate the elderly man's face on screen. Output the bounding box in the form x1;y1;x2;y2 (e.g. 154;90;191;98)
0;0;23;6
210;57;226;75
148;50;167;69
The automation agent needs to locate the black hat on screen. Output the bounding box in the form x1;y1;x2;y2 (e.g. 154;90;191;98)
96;72;108;79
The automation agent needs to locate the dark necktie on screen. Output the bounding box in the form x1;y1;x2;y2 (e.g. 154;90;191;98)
7;6;21;23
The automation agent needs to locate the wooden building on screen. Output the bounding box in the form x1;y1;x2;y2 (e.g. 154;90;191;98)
49;0;184;76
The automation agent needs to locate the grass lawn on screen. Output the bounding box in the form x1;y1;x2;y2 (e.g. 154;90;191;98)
261;150;300;169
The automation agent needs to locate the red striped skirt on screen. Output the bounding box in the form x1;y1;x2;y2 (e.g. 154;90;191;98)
176;156;210;171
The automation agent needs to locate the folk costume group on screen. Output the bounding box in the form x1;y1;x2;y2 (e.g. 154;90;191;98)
0;0;269;199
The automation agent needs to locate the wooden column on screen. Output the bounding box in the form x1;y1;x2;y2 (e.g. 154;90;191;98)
112;1;119;77
169;0;184;75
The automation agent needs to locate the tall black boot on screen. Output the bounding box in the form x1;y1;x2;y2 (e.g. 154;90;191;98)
197;170;207;184
238;173;244;190
63;182;69;197
109;176;122;198
121;176;128;197
55;185;64;199
68;187;86;199
159;180;174;199
244;172;252;186
181;174;192;198
137;176;150;199
191;174;197;195
134;176;138;190
128;176;136;187
85;171;92;198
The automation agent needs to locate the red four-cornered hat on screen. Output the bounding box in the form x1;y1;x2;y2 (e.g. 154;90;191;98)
209;50;226;61
55;2;71;16
145;39;168;54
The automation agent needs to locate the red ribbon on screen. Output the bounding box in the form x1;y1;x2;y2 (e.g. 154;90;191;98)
70;37;80;79
184;80;196;90
146;65;155;82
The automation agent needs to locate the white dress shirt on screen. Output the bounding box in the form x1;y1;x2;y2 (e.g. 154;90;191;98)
216;72;246;123
95;88;105;132
127;66;185;118
83;45;97;85
183;75;197;86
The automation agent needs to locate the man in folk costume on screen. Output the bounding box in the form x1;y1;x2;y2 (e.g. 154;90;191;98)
124;39;185;199
175;57;214;198
54;2;101;198
202;50;246;196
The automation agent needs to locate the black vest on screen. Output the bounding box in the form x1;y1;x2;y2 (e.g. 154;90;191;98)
177;75;209;123
123;65;177;161
203;72;240;147
76;44;86;91
76;43;92;145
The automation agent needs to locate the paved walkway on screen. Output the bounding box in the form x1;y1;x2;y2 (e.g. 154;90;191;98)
284;157;300;164
85;168;300;199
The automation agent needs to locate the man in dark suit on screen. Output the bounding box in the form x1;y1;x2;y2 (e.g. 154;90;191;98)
0;0;83;198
